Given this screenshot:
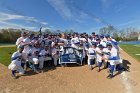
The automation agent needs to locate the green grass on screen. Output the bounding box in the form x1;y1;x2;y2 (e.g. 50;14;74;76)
0;44;15;46
119;44;140;62
0;46;17;66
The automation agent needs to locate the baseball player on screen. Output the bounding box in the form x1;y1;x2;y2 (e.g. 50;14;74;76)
87;42;97;70
84;42;89;64
106;36;119;51
28;44;41;73
16;32;27;48
39;35;46;50
71;33;80;48
45;34;52;57
21;33;34;70
8;46;25;79
58;33;68;52
96;44;105;72
100;35;107;48
22;33;34;53
39;45;52;68
106;36;124;70
104;43;119;79
91;32;96;42
52;43;59;66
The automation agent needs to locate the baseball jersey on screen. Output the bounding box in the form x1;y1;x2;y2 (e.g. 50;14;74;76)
40;49;49;57
22;37;32;53
28;47;41;58
16;37;24;48
52;48;59;56
95;47;104;58
88;48;96;57
105;48;118;60
11;51;22;66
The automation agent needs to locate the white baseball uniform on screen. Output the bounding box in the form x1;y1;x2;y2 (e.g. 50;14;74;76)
52;48;59;66
39;49;52;69
8;51;24;74
88;47;96;65
106;48;119;65
95;47;104;62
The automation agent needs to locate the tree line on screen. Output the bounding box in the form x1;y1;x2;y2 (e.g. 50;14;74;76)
0;28;74;43
0;27;140;43
99;26;140;41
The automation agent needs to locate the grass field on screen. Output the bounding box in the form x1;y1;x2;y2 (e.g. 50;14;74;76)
0;45;16;66
119;44;140;62
0;43;15;46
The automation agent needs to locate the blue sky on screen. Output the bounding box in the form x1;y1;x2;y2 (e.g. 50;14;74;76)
0;0;140;34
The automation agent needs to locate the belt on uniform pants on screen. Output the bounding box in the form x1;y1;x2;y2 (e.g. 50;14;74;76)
89;53;95;55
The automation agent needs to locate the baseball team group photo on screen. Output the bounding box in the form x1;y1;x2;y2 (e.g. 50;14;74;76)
0;0;140;93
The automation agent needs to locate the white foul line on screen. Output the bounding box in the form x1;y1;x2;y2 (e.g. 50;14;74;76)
120;72;133;93
119;47;122;50
134;45;140;47
135;54;140;55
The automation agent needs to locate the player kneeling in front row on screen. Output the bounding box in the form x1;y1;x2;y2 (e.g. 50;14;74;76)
28;44;41;73
39;45;52;68
8;46;25;79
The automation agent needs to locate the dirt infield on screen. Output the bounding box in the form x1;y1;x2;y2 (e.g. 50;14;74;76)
0;49;140;93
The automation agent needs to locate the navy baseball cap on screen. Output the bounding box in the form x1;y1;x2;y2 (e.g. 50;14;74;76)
34;35;39;38
98;44;103;48
21;32;26;35
92;42;97;45
35;43;40;46
42;33;45;36
100;35;104;38
28;32;34;36
18;45;24;49
105;34;110;38
45;45;49;47
106;42;112;46
52;34;56;36
96;38;100;41
92;32;95;34
49;34;52;36
95;34;99;38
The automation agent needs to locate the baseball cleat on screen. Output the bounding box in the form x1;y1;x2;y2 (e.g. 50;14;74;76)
89;67;93;70
11;74;17;79
107;74;113;79
97;69;100;72
89;66;93;70
35;70;40;74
